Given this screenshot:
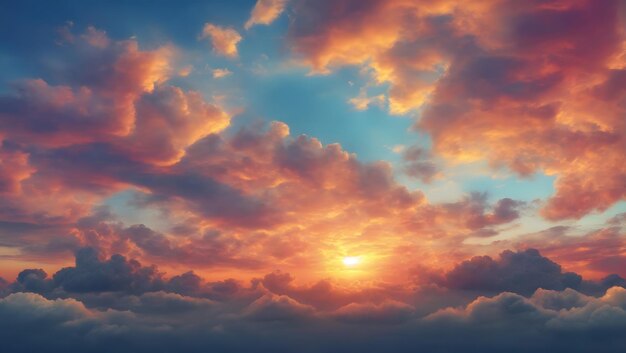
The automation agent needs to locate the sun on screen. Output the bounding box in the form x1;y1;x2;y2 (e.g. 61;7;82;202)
342;256;361;267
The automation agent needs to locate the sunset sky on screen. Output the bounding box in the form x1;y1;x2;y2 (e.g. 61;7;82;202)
1;1;626;352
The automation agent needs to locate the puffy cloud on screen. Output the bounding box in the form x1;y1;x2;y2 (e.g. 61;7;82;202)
166;271;203;296
0;27;231;231
245;0;289;29
4;279;626;352
403;192;525;241
12;269;52;293
0;292;92;325
434;249;583;295
244;294;315;321
200;23;242;58
124;86;230;165
0;113;439;275
331;300;414;324
530;288;592;311
52;247;164;294
0;37;172;147
212;68;232;78
512;225;626;280
3;245;626;352
287;0;626;220
348;91;386;111
0;142;34;194
427;286;626;338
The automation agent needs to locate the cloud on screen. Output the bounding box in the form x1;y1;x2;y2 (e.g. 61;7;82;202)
512;225;626;280
4;281;626;352
0;27;230;230
0;36;172;147
12;269;52;293
401;146;439;183
348;88;386;110
331;300;414;324
434;249;583;296
245;0;289;29
200;23;242;58
3;245;626;352
212;68;232;78
0;24;434;266
52;247;165;294
0;143;34;194
0;292;92;325
287;0;626;220
403;192;525;240
244;294;315;322
427;286;626;338
124;86;230;165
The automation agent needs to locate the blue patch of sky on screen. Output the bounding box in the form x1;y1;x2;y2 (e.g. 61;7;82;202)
103;190;172;232
0;0;256;82
231;67;417;163
461;172;556;202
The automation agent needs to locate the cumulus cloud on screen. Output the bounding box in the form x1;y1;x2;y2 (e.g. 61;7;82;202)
2;246;626;352
434;249;583;296
348;88;386;110
200;23;242;58
125;86;230;165
245;0;288;29
3;280;626;352
426;286;626;340
287;0;626;220
0;37;172;147
212;68;232;78
0;143;34;194
244;294;316;321
52;247;164;294
512;225;626;280
331;300;414;324
0;27;231;230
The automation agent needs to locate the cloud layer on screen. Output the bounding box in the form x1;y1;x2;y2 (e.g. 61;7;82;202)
2;248;626;353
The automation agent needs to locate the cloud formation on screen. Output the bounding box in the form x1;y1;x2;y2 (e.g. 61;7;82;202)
201;23;242;58
434;249;582;296
245;0;289;29
2;248;626;353
287;0;626;220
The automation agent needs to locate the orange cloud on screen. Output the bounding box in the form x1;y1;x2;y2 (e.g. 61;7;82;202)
287;0;626;220
201;23;242;58
0;27;230;231
245;0;288;29
512;223;626;280
212;68;232;78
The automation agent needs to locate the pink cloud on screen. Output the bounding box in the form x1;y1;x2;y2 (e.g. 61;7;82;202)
287;0;626;220
200;23;242;58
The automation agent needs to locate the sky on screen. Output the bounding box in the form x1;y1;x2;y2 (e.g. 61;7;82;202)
0;0;626;352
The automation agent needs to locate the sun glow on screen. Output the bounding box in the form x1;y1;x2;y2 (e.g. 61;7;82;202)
342;256;361;267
